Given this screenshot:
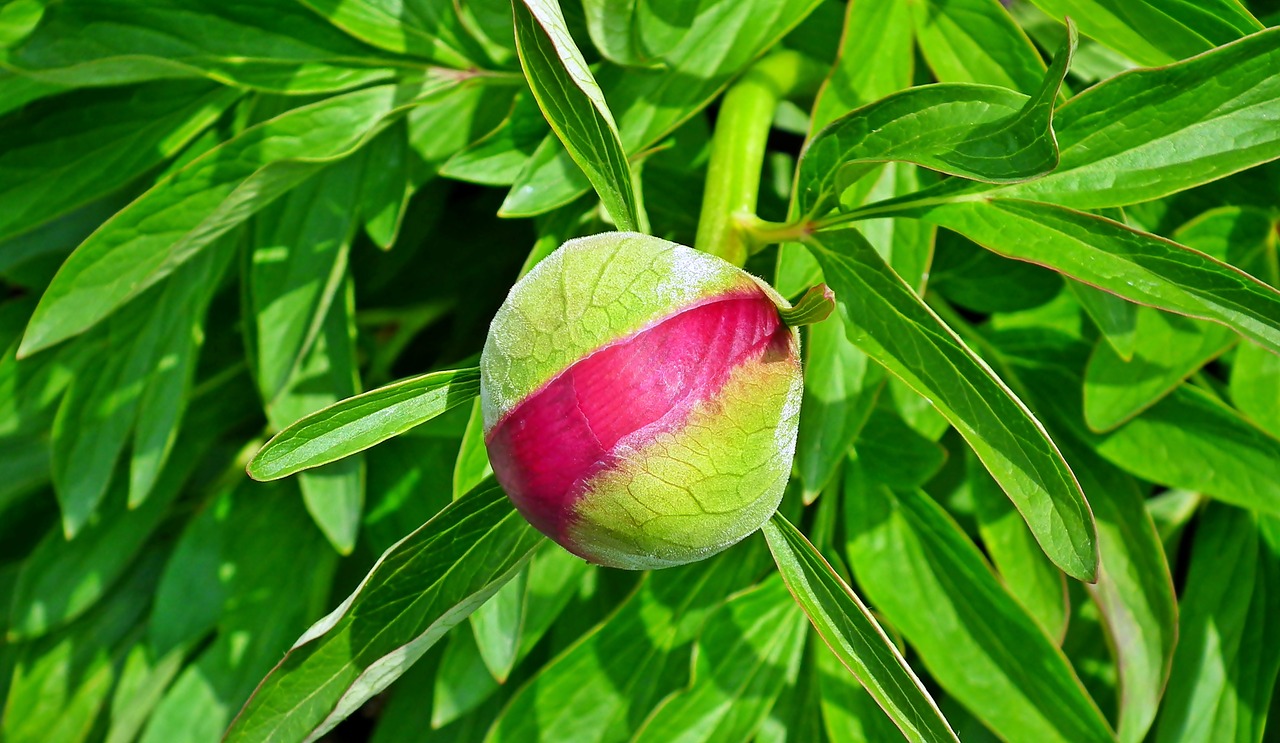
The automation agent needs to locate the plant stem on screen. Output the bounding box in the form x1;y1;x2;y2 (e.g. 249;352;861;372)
696;51;820;266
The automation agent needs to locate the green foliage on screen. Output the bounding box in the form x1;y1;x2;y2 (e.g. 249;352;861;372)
2;0;1279;741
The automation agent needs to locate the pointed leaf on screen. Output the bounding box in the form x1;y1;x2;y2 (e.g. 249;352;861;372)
805;227;1097;581
762;514;959;743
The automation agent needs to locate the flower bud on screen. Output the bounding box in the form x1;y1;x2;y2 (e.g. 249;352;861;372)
481;232;802;569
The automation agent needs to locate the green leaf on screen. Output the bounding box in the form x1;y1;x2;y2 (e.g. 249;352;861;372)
761;514;959;743
815;628;905;743
911;199;1280;357
843;479;1114;743
3;0;402;93
19;79;456;357
1;549;163;743
248;367;480;481
360;121;416;249
1083;308;1235;431
104;643;187;743
854;408;948;489
1059;440;1176;743
1026;0;1262;66
440;91;549;186
994;27;1280;209
968;454;1068;640
294;0;487;67
1155;504;1280;743
1231;340;1280;439
487;544;766;743
796;23;1075;216
805;227;1097;581
582;0;652;67
632;576;808;743
453;398;492;499
471;565;525;682
501;0;822;216
48;238;232;534
1071;282;1138;361
795;314;883;501
1096;385;1280;516
223;480;544;743
142;481;338;743
432;627;500;727
909;0;1047;94
0;82;240;243
512;0;639;231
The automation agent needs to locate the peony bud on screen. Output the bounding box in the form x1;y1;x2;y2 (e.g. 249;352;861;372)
480;232;803;569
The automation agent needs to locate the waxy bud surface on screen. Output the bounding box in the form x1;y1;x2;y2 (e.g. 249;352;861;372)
481;232;802;569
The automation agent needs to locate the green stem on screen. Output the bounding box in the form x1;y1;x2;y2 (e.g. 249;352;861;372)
696;51;821;266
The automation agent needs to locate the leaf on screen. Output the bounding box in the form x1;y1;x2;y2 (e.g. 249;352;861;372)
223;480;544;743
994;27;1280;209
1071;282;1138;360
1083;308;1235;431
843;479;1115;743
48;238;233;534
911;199;1280;357
247;367;481;481
471;565;525;682
453;399;493;499
854;408;948;489
795;23;1075;216
795;314;883;502
360;121;416;249
1026;0;1262;66
1059;440;1176;743
815;629;905;743
3;0;401;93
632;576;808;743
582;0;652;67
1155;504;1280;743
1231;340;1280;439
440;91;550;186
294;0;487;67
512;0;639;231
1;549;164;743
761;514;959;743
968;453;1068;640
487;543;767;743
0;81;240;243
19;79;455;357
142;481;338;743
433;627;500;728
1095;385;1280;516
805;227;1097;581
909;0;1047;94
104;642;187;743
501;0;822;216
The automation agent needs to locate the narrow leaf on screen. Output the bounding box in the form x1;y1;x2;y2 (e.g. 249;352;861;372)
512;0;639;231
224;481;544;743
762;514;959;743
805;227;1097;581
844;479;1115;743
248;367;481;481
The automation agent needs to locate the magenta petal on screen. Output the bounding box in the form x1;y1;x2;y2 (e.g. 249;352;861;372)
486;291;791;542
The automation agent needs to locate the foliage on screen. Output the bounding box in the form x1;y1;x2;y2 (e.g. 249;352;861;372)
1;0;1279;741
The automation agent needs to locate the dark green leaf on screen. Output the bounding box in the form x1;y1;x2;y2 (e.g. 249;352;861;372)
0;82;240;243
248;367;480;481
440;91;549;186
854;409;948;489
762;514;959;743
4;0;402;92
512;0;639;231
805;227;1097;581
223;481;543;743
843;480;1114;743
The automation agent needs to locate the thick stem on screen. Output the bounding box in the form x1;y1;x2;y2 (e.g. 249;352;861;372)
696;51;819;266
